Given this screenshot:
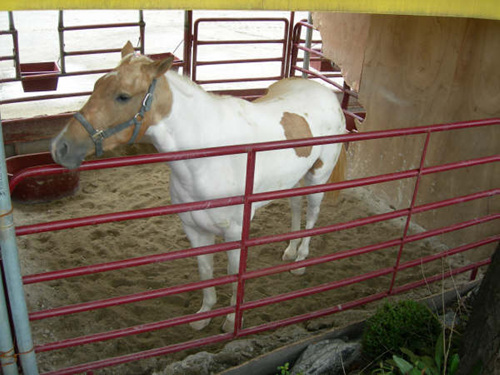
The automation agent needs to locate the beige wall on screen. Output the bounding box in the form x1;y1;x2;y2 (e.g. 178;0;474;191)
314;13;499;258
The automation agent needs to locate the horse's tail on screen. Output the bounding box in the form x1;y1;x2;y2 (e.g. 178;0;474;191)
325;143;346;202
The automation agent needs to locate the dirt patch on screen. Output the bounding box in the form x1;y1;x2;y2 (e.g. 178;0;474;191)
13;144;468;374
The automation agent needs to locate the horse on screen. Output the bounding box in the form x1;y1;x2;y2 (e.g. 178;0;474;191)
51;41;347;332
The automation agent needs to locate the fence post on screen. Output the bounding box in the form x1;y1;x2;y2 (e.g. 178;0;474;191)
0;115;39;375
301;13;313;78
183;10;193;77
0;271;18;375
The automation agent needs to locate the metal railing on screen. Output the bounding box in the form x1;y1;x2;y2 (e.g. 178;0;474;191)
191;17;289;85
6;117;499;374
289;19;362;130
0;12;21;79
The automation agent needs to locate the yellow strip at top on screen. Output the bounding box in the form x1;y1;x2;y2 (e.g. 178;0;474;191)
1;0;499;20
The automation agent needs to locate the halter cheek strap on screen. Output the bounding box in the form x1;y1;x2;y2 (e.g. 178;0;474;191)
74;78;157;157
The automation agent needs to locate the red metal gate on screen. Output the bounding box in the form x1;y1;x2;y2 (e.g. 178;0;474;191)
9;118;500;374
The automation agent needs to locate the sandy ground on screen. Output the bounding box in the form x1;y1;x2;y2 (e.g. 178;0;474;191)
3;9;471;375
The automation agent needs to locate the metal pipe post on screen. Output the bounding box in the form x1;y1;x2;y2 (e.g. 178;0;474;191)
0;115;39;374
183;10;193;77
138;10;145;54
58;10;66;74
0;270;18;374
302;13;313;78
9;12;21;79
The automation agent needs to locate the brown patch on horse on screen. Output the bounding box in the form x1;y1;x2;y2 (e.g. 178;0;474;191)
280;112;313;157
310;158;324;174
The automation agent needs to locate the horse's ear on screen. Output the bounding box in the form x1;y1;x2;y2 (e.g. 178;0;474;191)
121;41;135;58
150;55;175;78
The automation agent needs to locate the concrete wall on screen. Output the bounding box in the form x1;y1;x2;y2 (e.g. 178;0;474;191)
314;13;499;259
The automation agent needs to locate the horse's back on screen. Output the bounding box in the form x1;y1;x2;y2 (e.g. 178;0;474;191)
256;78;338;106
254;78;345;138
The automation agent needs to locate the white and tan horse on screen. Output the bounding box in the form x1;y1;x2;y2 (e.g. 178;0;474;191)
51;42;347;332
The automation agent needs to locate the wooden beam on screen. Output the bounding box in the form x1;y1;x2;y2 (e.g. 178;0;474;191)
1;0;499;21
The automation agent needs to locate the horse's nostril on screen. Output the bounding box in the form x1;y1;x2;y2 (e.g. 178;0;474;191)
57;141;69;160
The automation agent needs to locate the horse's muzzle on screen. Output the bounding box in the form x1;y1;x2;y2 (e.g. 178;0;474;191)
51;135;88;170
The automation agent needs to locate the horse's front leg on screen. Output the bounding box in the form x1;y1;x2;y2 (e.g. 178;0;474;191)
182;224;217;330
221;248;241;332
222;230;242;333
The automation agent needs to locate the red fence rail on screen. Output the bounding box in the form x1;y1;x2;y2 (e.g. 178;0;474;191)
9;117;499;375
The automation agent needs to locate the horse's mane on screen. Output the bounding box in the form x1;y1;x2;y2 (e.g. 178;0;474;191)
165;70;243;103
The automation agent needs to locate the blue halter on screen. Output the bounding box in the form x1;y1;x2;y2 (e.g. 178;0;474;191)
73;78;157;157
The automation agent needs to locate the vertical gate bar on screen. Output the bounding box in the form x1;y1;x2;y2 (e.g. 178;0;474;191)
0;269;19;374
233;150;257;336
191;17;199;83
9;12;21;80
183;10;193;78
284;11;295;78
289;22;301;77
469;267;478;281
138;10;145;55
0;116;39;375
279;18;289;79
341;81;351;110
58;10;66;74
301;13;313;79
388;131;432;294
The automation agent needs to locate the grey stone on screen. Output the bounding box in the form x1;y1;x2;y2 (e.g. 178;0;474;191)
161;351;214;375
290;339;361;375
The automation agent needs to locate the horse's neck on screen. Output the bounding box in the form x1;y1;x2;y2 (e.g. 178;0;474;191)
147;72;228;152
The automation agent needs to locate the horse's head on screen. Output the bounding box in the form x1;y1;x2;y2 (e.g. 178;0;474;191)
51;41;174;169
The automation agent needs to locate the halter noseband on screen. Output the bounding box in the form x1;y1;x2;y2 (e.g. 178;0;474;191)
74;78;157;157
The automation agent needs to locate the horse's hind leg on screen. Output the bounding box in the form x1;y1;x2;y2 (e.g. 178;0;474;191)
290;162;333;276
290;190;324;275
282;190;303;261
183;225;217;331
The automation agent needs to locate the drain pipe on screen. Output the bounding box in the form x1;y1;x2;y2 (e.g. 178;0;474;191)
302;12;313;78
0;115;39;375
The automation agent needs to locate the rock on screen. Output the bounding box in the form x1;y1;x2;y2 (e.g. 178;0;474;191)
440;310;460;330
305;318;335;332
159;351;214;375
290;339;361;375
153;339;265;375
213;339;260;369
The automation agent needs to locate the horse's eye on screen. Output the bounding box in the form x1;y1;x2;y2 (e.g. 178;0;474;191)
116;93;131;103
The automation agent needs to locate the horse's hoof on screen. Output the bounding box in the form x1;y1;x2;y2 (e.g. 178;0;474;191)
290;267;306;276
190;318;211;331
222;315;242;332
222;319;234;333
282;247;297;261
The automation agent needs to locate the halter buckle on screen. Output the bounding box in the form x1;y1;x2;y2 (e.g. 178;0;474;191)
142;92;152;107
92;129;105;142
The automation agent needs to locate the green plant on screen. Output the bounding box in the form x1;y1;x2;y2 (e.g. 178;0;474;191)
372;332;460;375
276;362;291;375
362;300;441;361
276;362;302;375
